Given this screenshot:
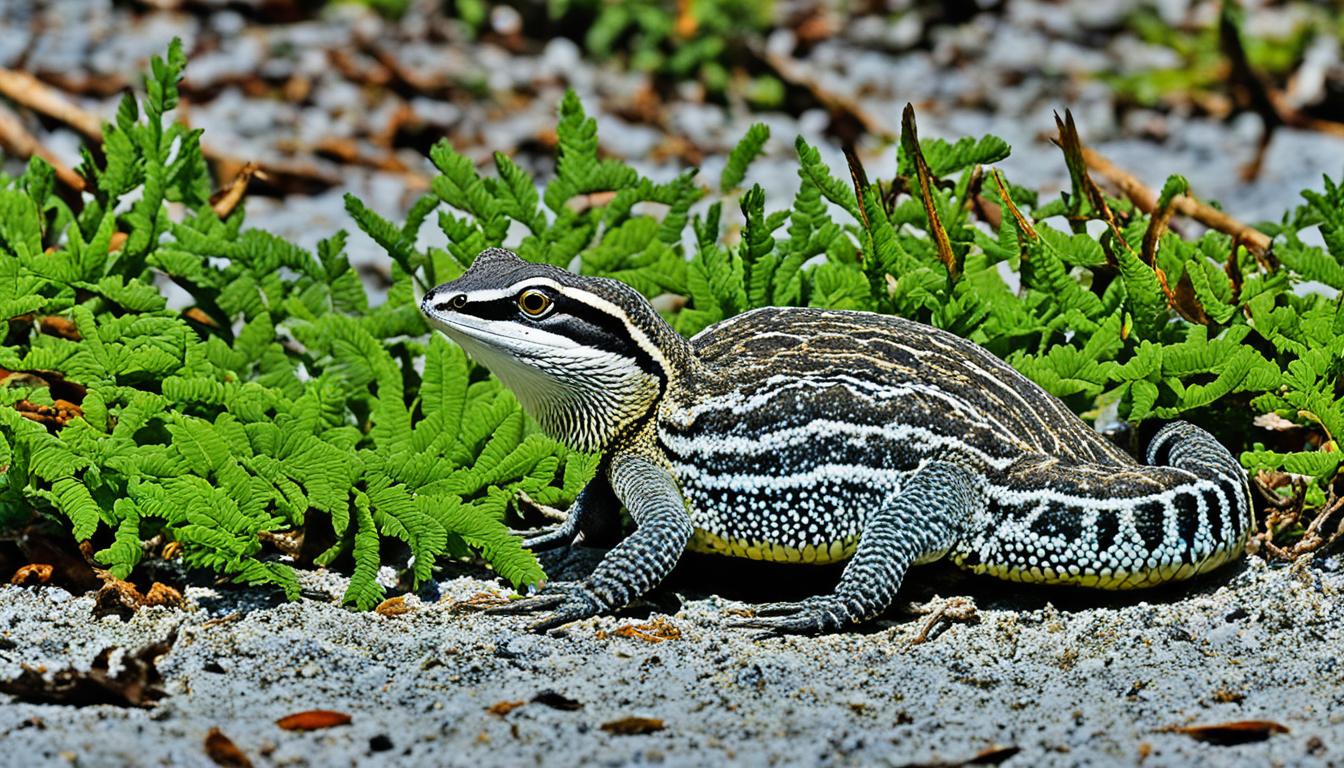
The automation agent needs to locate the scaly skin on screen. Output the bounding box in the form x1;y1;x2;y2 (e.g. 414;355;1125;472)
422;249;1254;635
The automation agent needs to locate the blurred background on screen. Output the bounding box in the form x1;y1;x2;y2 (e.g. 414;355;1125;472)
2;0;1342;267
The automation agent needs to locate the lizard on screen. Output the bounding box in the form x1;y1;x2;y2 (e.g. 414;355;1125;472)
420;247;1254;635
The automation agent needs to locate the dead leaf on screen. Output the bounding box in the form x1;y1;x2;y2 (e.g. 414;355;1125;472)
486;700;526;716
1171;269;1210;325
144;582;185;609
374;596;415;617
275;710;353;731
183;308;220;328
15;399;83;428
1252;413;1300;432
596;616;682;643
0;633;174;707
1164;720;1289;745
36;316;80;340
531;690;583;711
600;716;665;735
204;727;253;768
10;563;53;586
209;162;259;220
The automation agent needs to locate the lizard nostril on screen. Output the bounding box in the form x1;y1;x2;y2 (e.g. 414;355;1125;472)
431;293;467;313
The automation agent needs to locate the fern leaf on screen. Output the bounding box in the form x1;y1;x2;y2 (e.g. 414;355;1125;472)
721;122;770;192
344;491;385;610
46;477;102;541
425;494;544;588
96;499;143;578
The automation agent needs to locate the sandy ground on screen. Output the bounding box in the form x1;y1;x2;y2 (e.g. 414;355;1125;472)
3;4;1344;766
1;549;1340;767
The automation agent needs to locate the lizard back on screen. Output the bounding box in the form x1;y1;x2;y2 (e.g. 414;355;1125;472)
657;307;1250;586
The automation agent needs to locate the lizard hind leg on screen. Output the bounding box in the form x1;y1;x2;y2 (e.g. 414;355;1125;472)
732;461;983;636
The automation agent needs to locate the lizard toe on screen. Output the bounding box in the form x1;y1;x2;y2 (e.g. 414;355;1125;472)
519;524;578;551
529;588;604;633
484;592;567;616
745;596;826;617
728;597;854;636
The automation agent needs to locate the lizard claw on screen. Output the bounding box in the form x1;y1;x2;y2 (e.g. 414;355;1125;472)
519;523;578;551
728;596;854;636
517;491;570;522
746;596;827;617
485;581;605;633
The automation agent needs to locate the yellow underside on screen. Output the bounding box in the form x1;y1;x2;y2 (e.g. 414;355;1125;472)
686;529;859;564
953;545;1244;590
688;529;1246;589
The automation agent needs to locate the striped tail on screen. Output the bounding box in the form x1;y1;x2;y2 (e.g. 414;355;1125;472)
952;421;1255;589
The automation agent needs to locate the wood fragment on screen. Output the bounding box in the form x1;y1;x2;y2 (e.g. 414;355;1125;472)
909;595;979;645
531;690;583;711
36;315;81;340
94;574;185;616
447;592;512;613
896;743;1020;768
0;632;174;707
0;67;341;194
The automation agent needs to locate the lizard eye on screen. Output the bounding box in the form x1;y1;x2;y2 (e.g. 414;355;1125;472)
517;289;553;318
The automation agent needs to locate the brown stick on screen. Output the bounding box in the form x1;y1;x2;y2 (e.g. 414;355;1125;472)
1080;146;1273;256
0;66;341;193
0;68;104;142
0;103;85;191
756;47;894;141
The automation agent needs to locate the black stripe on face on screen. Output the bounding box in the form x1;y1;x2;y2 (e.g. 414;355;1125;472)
452;291;667;383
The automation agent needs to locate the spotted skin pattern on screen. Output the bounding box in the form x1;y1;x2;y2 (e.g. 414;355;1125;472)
422;249;1254;635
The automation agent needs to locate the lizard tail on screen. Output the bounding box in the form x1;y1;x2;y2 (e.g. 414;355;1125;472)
952;420;1254;589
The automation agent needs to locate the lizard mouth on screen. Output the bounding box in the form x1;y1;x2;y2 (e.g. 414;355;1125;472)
426;312;573;350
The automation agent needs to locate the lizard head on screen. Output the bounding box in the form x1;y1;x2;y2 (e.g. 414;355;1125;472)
421;247;688;452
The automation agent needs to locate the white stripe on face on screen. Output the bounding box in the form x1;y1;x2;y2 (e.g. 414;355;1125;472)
425;309;579;350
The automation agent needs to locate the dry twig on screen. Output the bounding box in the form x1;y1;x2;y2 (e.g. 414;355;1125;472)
1080;146;1272;257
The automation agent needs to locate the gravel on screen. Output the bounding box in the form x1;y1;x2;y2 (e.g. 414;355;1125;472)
3;3;1344;765
1;554;1341;767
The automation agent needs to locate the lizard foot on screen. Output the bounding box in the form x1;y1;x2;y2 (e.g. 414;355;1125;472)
485;581;604;633
728;596;855;637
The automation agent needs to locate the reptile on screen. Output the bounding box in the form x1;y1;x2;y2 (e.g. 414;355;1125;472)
420;247;1254;635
